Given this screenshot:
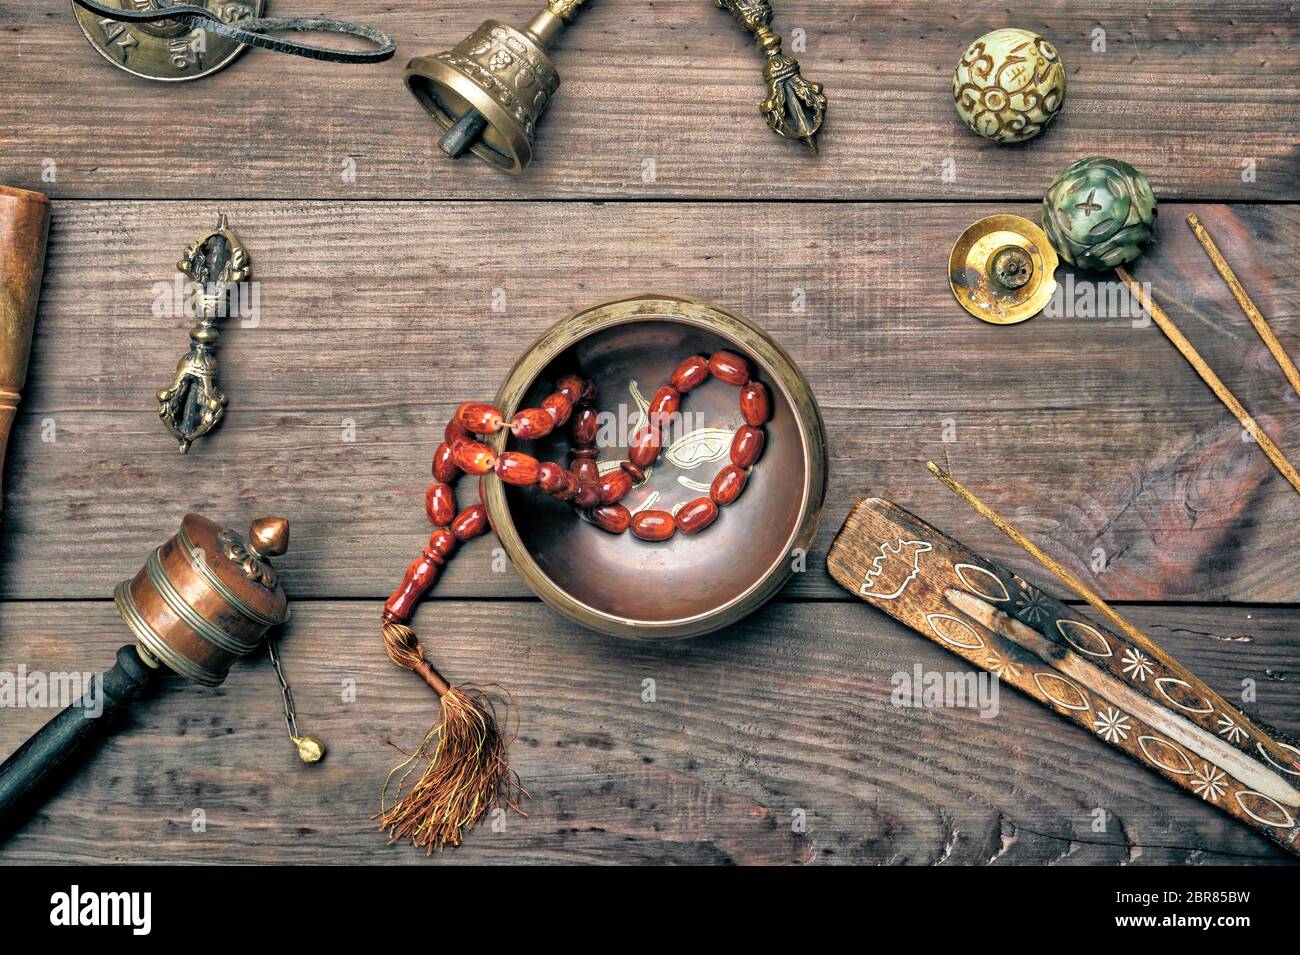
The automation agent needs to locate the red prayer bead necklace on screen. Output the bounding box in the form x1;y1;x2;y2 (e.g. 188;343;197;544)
374;348;770;853
382;349;770;625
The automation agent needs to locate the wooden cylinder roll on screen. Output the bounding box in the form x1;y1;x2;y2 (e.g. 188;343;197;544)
0;185;51;523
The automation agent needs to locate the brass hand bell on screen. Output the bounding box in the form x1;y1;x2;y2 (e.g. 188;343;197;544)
0;514;321;842
405;0;588;174
405;0;828;175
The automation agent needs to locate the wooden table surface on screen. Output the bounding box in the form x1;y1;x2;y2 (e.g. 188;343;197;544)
1;1;1297;865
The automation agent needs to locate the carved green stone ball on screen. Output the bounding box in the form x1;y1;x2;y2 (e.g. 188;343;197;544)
953;28;1066;143
1042;156;1158;270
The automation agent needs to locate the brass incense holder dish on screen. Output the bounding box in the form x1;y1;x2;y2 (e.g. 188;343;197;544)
482;294;828;639
949;214;1059;325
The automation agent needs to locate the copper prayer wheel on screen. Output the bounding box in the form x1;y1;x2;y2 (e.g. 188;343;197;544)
0;513;303;840
115;514;291;686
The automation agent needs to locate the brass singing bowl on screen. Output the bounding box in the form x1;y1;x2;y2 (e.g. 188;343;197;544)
484;294;828;640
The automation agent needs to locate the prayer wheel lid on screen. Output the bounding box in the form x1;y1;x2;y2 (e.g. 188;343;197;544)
178;513;290;626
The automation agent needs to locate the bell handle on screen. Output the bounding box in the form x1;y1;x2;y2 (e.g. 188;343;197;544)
0;645;162;842
526;0;592;48
544;0;592;24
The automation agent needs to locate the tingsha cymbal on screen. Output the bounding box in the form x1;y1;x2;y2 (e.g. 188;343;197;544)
948;214;1059;325
72;0;265;82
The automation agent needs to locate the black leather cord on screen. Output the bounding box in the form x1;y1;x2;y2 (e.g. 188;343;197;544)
70;0;396;64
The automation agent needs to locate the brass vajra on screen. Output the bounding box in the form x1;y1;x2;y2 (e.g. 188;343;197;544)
716;0;827;153
157;214;250;453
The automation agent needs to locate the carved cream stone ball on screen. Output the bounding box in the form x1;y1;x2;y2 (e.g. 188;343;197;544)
953;28;1066;143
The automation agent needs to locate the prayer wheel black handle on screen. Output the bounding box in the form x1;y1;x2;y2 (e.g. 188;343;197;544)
0;645;161;842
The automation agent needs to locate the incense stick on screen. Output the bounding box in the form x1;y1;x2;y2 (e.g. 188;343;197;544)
926;460;1171;663
1186;213;1300;400
1114;266;1300;496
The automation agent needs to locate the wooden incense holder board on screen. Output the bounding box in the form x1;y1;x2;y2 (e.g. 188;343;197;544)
827;498;1300;857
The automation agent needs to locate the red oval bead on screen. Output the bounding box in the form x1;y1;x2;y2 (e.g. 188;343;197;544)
670;354;710;393
542;391;573;427
551;470;578;502
451;503;489;541
574;481;601;508
631;510;676;542
591;504;631;534
710;464;748;505
555;374;588;404
427;527;458;560
648;386;680;423
709;350;750;386
537;461;567;494
496;451;540;486
432;441;458;482
739;381;770;426
599;469;633;505
456;401;505;434
628;423;662;468
730;425;765;468
445;417;470;444
451;439;497;475
571;405;599;446
510;407;555;440
424;481;456;526
676;497;718;535
620;461;645;483
572;457;601;484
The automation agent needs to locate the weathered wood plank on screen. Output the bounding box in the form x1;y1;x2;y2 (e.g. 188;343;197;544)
0;600;1295;864
0;1;1296;200
3;200;1297;602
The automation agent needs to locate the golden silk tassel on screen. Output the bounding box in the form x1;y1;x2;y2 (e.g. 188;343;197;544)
377;622;527;853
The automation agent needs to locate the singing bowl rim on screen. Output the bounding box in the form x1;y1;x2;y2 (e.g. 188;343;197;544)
485;293;828;640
